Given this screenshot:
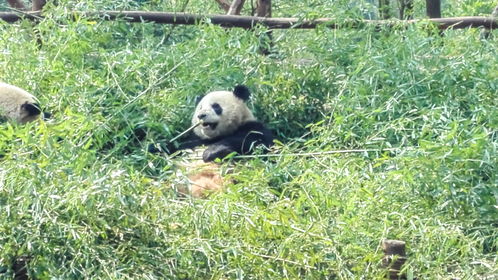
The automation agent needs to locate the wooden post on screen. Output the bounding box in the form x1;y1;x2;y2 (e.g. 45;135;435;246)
13;256;30;280
256;0;271;17
7;0;26;9
227;0;246;15
426;0;441;18
399;0;414;20
256;0;272;55
378;0;391;19
215;0;231;12
32;0;46;11
382;240;407;280
482;4;498;38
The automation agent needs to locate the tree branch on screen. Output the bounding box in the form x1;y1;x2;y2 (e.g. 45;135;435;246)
0;11;496;30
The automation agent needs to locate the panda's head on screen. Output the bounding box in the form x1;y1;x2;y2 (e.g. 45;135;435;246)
192;85;256;140
0;82;44;124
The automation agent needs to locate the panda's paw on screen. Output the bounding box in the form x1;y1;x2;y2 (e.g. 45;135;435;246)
203;145;234;162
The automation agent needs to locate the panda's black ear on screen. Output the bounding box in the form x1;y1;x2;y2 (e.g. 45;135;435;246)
21;102;41;116
233;85;250;101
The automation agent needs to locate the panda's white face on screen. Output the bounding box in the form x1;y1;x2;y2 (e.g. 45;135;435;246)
192;90;255;140
0;82;41;124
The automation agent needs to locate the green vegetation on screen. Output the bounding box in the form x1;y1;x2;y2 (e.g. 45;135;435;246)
1;0;497;279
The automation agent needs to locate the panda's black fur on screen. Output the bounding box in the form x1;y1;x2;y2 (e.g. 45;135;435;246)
174;120;273;162
154;85;273;162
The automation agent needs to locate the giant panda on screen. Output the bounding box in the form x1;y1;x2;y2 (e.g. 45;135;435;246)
153;85;273;198
0;82;45;124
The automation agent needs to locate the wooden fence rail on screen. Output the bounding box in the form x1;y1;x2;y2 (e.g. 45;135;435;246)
0;11;496;30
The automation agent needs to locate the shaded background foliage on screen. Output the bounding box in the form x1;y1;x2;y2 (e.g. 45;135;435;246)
0;0;497;279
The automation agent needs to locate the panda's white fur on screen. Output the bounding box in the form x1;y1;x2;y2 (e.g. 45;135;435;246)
192;90;255;140
0;82;41;124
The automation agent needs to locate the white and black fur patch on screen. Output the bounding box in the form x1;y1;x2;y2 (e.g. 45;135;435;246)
0;82;42;124
192;87;256;140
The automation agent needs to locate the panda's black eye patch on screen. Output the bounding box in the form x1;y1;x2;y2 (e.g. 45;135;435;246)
211;103;223;115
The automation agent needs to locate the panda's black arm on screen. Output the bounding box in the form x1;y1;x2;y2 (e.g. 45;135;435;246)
174;134;210;151
203;122;273;162
148;134;209;154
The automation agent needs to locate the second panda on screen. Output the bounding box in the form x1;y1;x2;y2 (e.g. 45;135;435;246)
154;85;274;197
0;82;45;124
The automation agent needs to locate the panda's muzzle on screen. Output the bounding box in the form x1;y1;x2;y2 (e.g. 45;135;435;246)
197;114;218;130
201;122;218;130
